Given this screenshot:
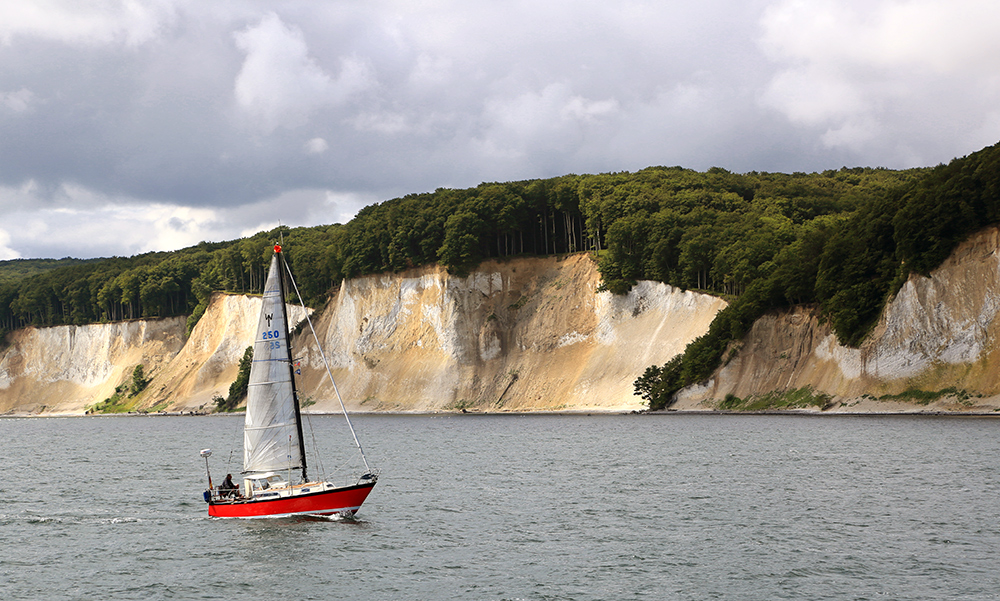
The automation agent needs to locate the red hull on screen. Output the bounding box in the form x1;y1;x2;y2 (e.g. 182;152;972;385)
208;482;375;518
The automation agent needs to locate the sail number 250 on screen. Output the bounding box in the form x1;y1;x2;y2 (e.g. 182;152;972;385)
262;330;281;349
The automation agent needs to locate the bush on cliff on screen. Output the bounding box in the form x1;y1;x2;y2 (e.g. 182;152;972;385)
216;346;253;412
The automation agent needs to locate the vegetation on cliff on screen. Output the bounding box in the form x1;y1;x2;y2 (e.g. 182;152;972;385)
637;141;1000;409
216;346;253;412
87;364;152;414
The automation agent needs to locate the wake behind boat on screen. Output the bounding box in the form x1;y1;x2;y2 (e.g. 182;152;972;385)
200;244;377;518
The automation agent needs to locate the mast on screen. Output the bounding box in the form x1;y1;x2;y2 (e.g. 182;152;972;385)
275;245;309;482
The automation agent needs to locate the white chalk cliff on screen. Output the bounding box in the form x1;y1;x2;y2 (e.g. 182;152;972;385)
0;254;725;414
675;227;1000;412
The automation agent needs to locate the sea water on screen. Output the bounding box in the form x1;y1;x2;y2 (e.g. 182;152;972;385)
1;413;999;600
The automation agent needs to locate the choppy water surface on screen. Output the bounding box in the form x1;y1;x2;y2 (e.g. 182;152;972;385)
2;413;999;600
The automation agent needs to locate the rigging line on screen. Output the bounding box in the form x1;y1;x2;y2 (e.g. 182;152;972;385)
281;257;373;474
229;413;242;474
329;453;361;484
290;348;326;480
303;412;327;481
293;351;328;480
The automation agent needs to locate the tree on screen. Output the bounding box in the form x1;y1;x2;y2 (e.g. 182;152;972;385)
633;356;683;410
218;346;253;412
438;211;487;274
129;365;150;397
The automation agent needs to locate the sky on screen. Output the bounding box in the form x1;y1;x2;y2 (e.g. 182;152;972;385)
1;0;1000;259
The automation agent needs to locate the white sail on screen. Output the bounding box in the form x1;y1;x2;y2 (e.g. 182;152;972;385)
243;253;303;475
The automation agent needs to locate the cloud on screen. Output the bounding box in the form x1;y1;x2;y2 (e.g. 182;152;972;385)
0;228;18;260
0;204;218;260
477;83;620;162
304;137;328;154
233;188;377;236
0;181;224;258
760;0;1000;73
350;112;416;136
761;68;868;126
0;180;379;258
759;0;1000;159
233;12;374;132
0;1;999;259
0;0;178;46
1;88;33;113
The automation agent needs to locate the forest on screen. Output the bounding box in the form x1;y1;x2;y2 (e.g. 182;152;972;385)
2;140;1000;409
0;257;94;284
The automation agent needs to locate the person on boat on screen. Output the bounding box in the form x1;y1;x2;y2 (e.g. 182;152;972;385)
219;474;238;498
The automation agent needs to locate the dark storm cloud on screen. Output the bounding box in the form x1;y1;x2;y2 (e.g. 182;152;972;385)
0;0;998;259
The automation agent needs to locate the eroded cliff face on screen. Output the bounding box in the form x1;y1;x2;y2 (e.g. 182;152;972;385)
675;227;1000;412
294;254;726;412
0;254;726;414
140;294;309;412
0;318;186;414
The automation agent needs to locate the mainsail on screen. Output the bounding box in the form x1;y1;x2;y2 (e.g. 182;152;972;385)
243;252;306;476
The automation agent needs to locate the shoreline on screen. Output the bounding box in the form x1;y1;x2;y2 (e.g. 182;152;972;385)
5;407;1000;418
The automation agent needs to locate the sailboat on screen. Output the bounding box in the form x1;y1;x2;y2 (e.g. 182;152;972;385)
201;244;377;518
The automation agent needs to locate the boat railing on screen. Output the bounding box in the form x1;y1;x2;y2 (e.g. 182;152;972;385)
206;486;242;502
